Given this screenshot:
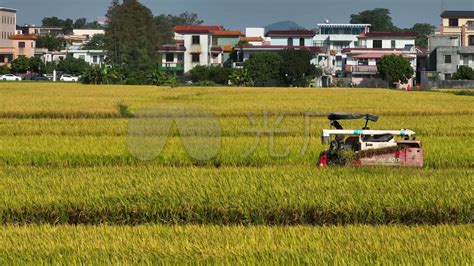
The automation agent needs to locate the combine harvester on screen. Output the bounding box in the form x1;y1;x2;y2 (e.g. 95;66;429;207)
318;113;424;167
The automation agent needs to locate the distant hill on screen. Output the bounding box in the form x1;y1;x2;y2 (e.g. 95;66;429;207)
265;20;306;32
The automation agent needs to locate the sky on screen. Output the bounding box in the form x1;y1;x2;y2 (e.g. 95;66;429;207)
2;0;474;30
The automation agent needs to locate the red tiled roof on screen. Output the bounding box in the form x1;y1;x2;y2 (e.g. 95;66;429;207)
363;32;416;38
9;34;37;40
223;45;234;52
238;45;321;53
342;48;405;53
174;25;223;34
240;36;265;42
266;30;315;37
212;30;243;36
352;53;415;59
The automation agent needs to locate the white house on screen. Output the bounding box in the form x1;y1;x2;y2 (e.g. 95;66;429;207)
35;48;106;65
161;25;224;73
343;32;417;88
313;23;371;76
68;50;106;65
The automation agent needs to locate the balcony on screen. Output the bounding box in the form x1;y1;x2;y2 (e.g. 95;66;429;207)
345;65;378;74
159;62;184;72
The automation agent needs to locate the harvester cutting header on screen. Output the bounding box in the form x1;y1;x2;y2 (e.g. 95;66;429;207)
318;113;423;167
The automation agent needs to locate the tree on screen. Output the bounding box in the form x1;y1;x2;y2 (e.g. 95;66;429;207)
350;8;398;32
148;70;177;86
377;54;414;85
81;65;123;84
29;57;46;73
229;68;253;86
10;56;30;73
409;23;436;48
105;0;159;84
56;56;89;76
154;12;203;45
36;34;65;51
244;52;283;86
451;66;474;80
82;34;106;50
41;16;74;34
279;49;319;87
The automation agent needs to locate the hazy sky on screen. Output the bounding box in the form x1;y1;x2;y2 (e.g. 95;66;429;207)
2;0;474;29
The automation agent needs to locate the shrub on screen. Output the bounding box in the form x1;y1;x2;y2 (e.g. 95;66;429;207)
451;66;474;80
229;69;253;86
189;65;231;85
244;52;283;86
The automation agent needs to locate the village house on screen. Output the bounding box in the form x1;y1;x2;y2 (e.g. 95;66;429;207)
344;32;417;88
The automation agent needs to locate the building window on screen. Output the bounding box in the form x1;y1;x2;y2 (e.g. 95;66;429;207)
191;53;200;63
177;53;184;62
373;40;383;48
445;55;452;64
299;38;305;46
166;53;174;62
192;36;200;45
469;35;474;46
287;37;293;46
31;42;35;48
445;73;452;80
449;18;459;27
18;42;25;48
93;56;98;63
358;58;369;66
391;40;396;49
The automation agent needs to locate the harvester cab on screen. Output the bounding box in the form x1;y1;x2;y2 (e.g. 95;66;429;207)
318;113;423;168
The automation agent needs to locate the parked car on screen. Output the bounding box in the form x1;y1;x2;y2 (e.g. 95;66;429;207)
30;75;50;81
1;74;22;81
60;74;79;82
44;74;54;81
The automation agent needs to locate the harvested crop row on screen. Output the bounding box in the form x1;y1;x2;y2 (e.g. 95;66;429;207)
1;225;472;264
1;85;473;118
0;114;472;137
1;166;472;225
0;136;471;168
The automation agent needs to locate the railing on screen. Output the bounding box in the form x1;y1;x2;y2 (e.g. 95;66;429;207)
159;63;184;71
345;65;378;73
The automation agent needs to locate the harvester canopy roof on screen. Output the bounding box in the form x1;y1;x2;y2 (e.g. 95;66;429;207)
328;113;379;122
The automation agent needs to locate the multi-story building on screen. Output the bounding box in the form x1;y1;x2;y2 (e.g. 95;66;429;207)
344;32;417;88
9;34;37;58
314;23;371;76
159;25;246;74
0;7;17;65
437;11;474;47
18;25;63;36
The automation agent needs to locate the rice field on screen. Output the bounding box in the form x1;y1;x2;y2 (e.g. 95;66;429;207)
0;83;473;263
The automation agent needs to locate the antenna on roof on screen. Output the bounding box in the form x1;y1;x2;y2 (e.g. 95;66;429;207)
441;0;446;11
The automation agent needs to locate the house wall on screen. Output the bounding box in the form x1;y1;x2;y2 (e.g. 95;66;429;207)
429;35;460;50
13;39;35;58
181;34;211;73
270;37;313;46
366;38;415;49
216;36;240;46
432;46;474;80
72;29;105;38
440;17;474;47
68;50;106;65
0;9;16;49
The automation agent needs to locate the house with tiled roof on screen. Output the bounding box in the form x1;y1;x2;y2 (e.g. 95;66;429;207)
343;32;417;88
